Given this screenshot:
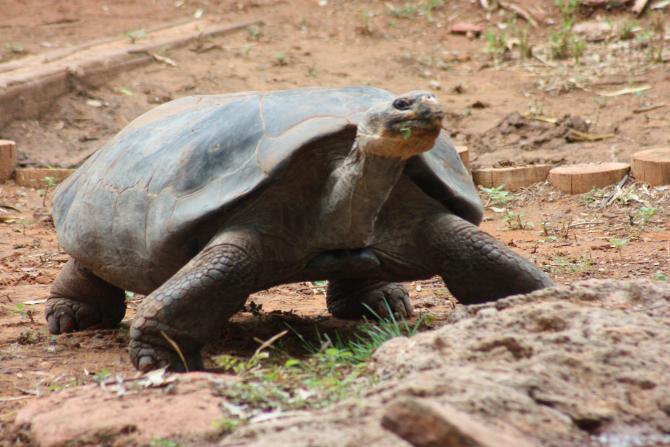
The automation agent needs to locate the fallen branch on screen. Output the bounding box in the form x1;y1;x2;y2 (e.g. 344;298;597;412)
499;1;538;27
566;129;615;142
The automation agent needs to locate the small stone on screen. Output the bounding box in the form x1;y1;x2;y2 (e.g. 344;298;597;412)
429;80;441;90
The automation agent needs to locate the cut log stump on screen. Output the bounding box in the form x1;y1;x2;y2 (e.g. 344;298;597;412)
472;164;551;191
549;162;630;194
455;145;469;170
631;148;670;186
0;140;17;183
14;168;75;189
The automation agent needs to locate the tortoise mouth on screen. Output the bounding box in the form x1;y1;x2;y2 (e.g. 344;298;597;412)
388;116;443;135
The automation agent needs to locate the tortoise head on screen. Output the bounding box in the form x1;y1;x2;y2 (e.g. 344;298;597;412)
356;91;444;159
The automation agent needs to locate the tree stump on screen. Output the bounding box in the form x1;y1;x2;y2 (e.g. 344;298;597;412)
549;162;630;194
0;140;17;183
631;148;670;186
455;145;469;170
14;168;75;189
472;164;551;191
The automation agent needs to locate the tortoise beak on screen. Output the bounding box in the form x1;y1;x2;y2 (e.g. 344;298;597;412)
416;94;445;123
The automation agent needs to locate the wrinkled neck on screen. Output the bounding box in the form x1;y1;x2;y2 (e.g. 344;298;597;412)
320;141;405;246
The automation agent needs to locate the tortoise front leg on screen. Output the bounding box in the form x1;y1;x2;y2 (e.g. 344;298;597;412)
129;232;260;372
423;214;553;304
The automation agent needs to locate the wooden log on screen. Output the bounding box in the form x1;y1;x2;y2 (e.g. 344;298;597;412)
14;168;75;189
455;145;470;170
549;162;630;194
631;147;670;186
472;164;551;191
0;140;17;183
0;18;262;129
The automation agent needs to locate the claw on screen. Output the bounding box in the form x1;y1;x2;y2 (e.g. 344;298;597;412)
45;298;102;334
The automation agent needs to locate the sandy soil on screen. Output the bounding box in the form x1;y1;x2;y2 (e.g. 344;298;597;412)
1;0;669;444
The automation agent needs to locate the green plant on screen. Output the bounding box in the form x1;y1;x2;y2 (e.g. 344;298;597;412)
212;305;425;432
635;15;665;62
4;42;25;53
484;29;509;60
212;417;240;434
516;24;533;59
502;210;533;230
619;20;638;41
246;300;263;317
648;15;666;63
150;439;180;447
274;52;288;66
42;176;58;207
609;237;628;257
420;0;444;19
479;185;512;207
387;3;419;18
581;187;605;207
634;206;657;227
14;303;27;318
654;271;667;282
549;0;586;63
92;368;111;383
123;29;147;44
247;25;262;40
550;255;592;274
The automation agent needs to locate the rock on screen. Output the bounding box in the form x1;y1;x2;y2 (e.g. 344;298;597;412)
572;21;613;42
14;280;670;447
381;398;534;447
15;372;225;447
225;280;670;447
450;23;484;37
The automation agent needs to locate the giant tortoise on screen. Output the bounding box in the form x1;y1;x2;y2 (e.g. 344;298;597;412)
48;87;553;371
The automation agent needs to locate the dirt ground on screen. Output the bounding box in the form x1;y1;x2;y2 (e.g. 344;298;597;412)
1;0;669;445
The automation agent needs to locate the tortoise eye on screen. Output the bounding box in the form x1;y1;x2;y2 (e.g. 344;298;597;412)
393;98;412;110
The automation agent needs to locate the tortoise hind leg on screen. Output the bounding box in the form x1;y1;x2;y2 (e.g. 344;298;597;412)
326;279;412;319
46;258;126;334
129;231;260;372
423;214;553;304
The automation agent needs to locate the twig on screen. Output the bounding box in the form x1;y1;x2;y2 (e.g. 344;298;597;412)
499;1;538;27
632;0;650;15
160;330;189;372
633;104;666;113
252;330;288;358
600;174;629;208
567;129;615;142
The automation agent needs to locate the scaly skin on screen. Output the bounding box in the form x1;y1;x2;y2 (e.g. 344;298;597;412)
424;214;553;304
129;242;257;372
46;259;126;334
327;280;412;319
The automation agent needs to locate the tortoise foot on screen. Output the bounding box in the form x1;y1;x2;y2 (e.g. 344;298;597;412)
46;297;109;334
47;258;126;334
129;326;204;372
327;280;413;319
